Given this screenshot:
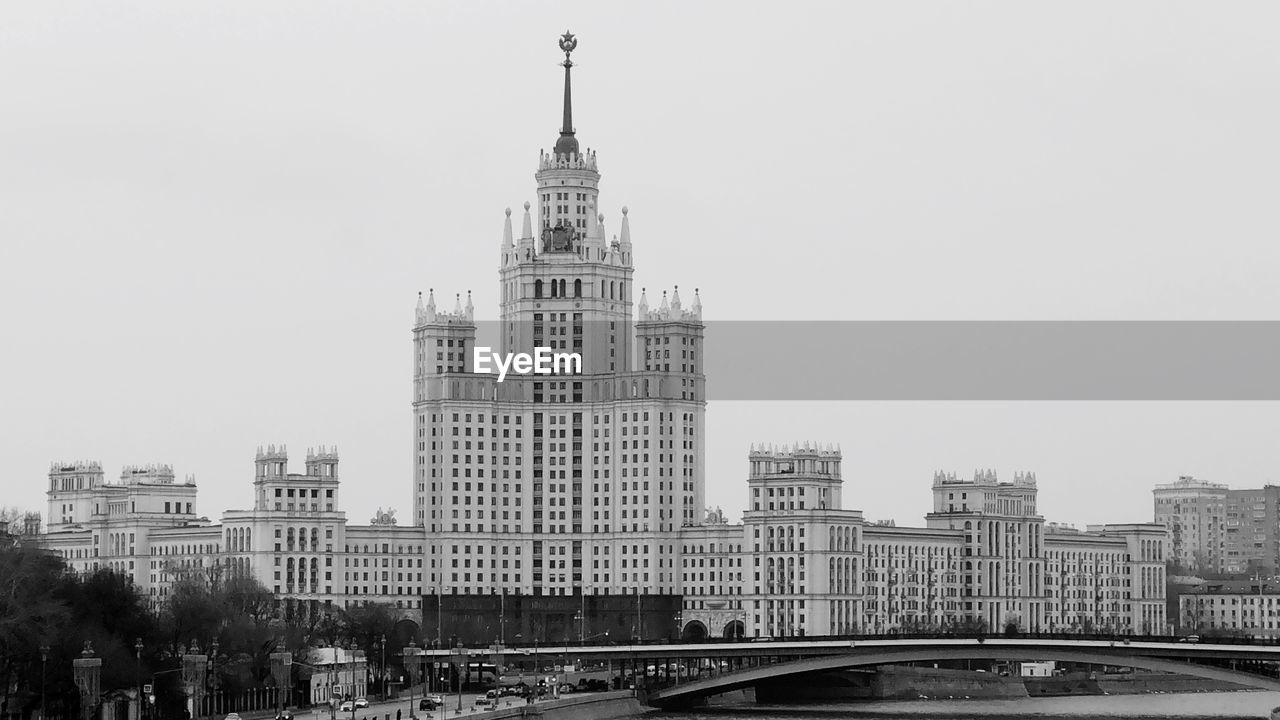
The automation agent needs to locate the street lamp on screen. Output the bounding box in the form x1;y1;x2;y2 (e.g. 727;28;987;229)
451;642;467;715
378;635;386;703
404;639;417;720
209;640;220;720
135;638;144;720
39;643;49;720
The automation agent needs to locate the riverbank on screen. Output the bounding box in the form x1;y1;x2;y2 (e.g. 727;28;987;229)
755;666;1027;703
681;690;1280;718
480;691;647;720
751;665;1250;703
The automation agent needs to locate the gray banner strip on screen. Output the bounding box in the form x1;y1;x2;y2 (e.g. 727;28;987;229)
457;321;1280;400
698;321;1280;400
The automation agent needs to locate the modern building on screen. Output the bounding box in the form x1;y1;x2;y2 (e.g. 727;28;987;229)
1221;486;1280;575
1152;476;1280;576
1153;475;1227;573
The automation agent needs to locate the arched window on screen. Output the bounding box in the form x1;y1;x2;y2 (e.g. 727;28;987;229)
559;279;567;297
574;279;582;297
610;281;616;300
535;279;544;298
550;280;558;298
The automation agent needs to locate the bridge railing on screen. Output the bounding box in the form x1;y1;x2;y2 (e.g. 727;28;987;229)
491;631;1280;650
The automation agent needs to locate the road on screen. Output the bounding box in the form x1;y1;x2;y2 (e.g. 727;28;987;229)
298;690;551;720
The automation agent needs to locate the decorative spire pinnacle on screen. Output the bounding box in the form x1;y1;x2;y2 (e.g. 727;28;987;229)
619;206;631;246
416;291;424;313
426;288;436;311
521;201;533;239
453;293;462;315
554;31;580;158
638;287;648;315
502;208;513;248
671;285;682;311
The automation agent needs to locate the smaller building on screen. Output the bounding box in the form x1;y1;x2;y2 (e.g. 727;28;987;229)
306;647;367;706
1179;579;1280;638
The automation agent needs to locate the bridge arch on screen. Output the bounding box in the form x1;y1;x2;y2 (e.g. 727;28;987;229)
723;620;745;640
681;621;709;642
648;644;1280;708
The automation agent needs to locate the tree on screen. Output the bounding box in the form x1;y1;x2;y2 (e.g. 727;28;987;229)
0;543;71;720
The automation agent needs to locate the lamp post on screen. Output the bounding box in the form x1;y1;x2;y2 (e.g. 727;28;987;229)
39;643;49;720
209;640;219;720
379;635;386;703
403;639;416;720
135;638;144;720
328;649;336;720
451;642;467;715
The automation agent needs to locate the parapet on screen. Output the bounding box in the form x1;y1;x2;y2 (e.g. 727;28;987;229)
256;444;288;461
306;445;339;462
538;149;599;172
748;441;842;460
119;464;176;485
50;460;102;473
637;287;702;323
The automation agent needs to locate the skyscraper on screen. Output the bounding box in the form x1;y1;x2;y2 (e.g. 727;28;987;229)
411;32;706;601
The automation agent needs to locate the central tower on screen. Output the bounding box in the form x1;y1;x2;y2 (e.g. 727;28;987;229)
412;33;707;609
499;31;635;376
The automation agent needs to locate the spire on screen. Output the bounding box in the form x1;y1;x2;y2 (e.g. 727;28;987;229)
420;289;437;323
454;293;462;315
671;285;682;313
465;290;474;320
521;201;533;239
554;31;580;158
502;208;513;248
638;287;648;316
619;206;631;246
692;287;702;317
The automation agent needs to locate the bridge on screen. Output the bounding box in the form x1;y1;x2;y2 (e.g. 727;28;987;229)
408;635;1280;708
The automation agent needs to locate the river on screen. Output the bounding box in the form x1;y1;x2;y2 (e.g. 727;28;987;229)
650;691;1280;719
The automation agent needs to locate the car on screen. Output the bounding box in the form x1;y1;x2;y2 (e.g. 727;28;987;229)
338;701;354;712
225;714;242;720
274;711;293;720
354;698;369;709
426;694;443;705
473;696;497;709
418;698;437;711
1179;635;1202;643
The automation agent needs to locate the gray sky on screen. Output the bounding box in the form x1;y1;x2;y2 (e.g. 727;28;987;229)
3;1;1280;530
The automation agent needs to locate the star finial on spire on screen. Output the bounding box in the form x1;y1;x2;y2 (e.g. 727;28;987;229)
559;31;577;60
555;31;580;156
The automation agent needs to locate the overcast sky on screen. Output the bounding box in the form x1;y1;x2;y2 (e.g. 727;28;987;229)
3;1;1280;530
